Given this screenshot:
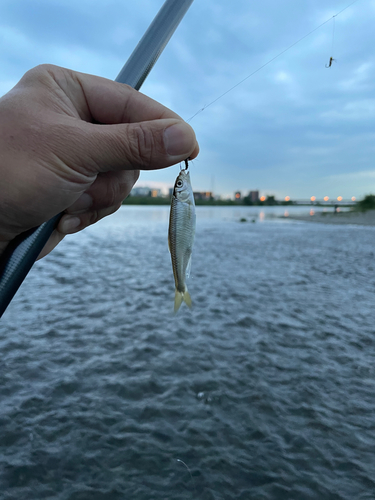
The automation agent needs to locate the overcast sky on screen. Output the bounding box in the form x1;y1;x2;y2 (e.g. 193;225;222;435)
1;0;374;200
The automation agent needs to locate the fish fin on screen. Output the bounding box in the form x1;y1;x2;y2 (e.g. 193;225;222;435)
174;288;192;313
184;289;192;308
168;235;171;253
174;290;183;313
185;256;192;279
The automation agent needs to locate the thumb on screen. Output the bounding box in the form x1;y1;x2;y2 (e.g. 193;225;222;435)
68;118;198;174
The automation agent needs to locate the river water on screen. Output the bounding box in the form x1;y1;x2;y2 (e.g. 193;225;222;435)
1;206;375;500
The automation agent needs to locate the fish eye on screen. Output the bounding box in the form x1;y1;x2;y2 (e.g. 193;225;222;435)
176;181;183;187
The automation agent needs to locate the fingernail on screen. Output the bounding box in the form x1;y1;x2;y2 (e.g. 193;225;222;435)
164;123;195;157
61;216;80;234
68;193;93;214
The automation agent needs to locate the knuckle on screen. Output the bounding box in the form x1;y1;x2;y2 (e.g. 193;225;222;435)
106;181;120;207
110;171;139;205
86;206;120;226
132;170;140;184
128;123;161;167
87;209;100;226
22;64;57;85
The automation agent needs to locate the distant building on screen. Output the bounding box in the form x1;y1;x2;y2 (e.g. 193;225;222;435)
131;187;151;197
130;187;162;197
150;189;161;198
193;191;213;201
234;191;241;201
248;190;259;203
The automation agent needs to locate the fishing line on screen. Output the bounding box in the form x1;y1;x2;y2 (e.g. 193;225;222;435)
331;16;336;55
187;0;362;122
326;15;337;67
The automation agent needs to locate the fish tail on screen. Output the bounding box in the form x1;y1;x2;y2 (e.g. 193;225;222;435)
174;288;192;313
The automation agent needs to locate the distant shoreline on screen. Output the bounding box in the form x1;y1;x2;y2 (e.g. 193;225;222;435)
122;197;248;206
283;210;375;226
121;199;375;226
122;197;341;208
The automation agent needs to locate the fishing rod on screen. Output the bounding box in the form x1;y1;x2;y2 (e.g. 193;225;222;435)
0;0;195;318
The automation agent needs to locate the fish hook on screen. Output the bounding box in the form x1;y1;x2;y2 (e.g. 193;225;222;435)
180;158;190;171
325;57;336;68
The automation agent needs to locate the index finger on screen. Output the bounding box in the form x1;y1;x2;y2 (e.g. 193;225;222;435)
56;67;181;125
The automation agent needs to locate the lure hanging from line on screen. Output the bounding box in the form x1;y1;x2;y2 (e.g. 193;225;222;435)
325;56;336;68
168;159;196;313
326;16;336;68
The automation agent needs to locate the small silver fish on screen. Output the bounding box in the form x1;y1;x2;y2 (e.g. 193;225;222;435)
168;163;196;313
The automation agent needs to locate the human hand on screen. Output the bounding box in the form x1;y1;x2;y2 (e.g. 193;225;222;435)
0;64;199;258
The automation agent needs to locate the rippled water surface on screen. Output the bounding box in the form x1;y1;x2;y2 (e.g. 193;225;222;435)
1;206;375;500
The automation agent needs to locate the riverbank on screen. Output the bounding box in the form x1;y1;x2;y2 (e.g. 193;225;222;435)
283;209;375;226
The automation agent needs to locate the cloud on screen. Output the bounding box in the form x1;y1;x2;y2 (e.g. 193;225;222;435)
339;61;374;92
321;170;375;197
1;0;374;199
321;99;375;122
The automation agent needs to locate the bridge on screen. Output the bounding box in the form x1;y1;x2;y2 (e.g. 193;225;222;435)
293;199;357;206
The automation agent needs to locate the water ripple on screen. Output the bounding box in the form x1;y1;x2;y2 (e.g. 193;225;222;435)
1;207;375;499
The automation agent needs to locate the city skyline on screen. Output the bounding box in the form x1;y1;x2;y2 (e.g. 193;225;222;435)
134;179;363;202
133;180;361;203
